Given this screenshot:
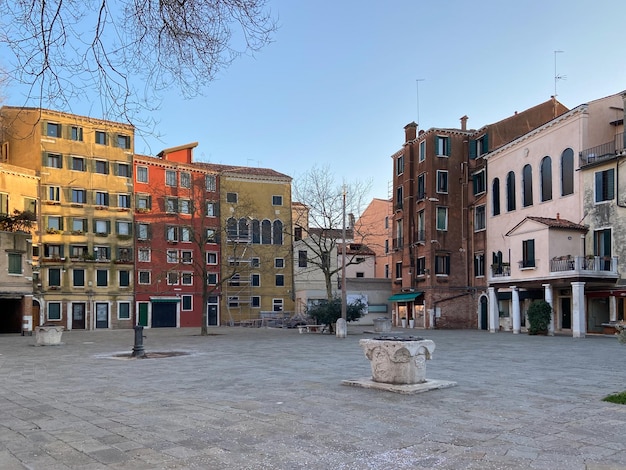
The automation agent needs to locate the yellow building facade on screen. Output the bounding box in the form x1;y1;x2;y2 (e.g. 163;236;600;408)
0;107;135;329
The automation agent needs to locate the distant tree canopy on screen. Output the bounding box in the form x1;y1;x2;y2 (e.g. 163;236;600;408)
306;297;366;333
0;210;35;232
0;0;276;123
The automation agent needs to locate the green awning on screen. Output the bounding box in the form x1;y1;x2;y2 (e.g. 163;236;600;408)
388;292;423;302
150;297;181;303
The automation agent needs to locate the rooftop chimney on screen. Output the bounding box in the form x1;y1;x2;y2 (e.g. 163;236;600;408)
556;213;560;220
404;122;417;142
460;115;468;131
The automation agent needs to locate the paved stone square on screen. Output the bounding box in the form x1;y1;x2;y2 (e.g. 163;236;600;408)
1;326;626;469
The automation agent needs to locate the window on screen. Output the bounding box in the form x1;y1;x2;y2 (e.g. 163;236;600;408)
137;223;149;240
417;210;425;242
72;157;86;171
181;227;191;242
138;248;150;262
181;250;192;264
384;264;389;278
594;229;612;269
436;170;448;194
49;268;61;287
138;271;151;284
435;254;450;275
395;185;403;210
70;245;88;258
136;194;151;210
226;192;238;203
251;257;260;268
94;219;110;235
272;195;283;206
72;218;87;233
419;140;426;162
506;171;516;212
384;239;389;254
167;250;178;263
136;166;148;183
472;170;486;195
44;244;63;258
275;258;284;268
118;302;131;320
95;131;107;145
207;252;218;264
273;299;284;312
206;202;218;217
179;199;191;214
228;296;239;308
165;170;177;186
165;197;178;213
182;295;192;311
436;207;448;231
261;220;271;244
166;226;178;242
23;197;36;215
396;154;404;175
395;261;402;279
207;273;218;285
115;221;132;236
117;247;132;262
167;272;179;285
72;189;87;204
70;126;83;141
251;274;260;287
117;134;131;149
47;216;63;231
206;229;217;243
73;269;85;287
273;220;283;245
522;164;533;207
474;205;486;231
395;219;403;250
95;160;108;174
540;156;552;202
206;174;216;191
48;302;61;321
180;172;191;188
522;239;535;268
117;194;131;209
595;169;615;203
94;246;110;260
416;257;426;276
492;178;500;216
474;253;485;277
8;253;21;274
96;269;108;287
95;191;109;206
561;148;574;196
46;122;61;137
119;270;130;287
48;186;60;202
436;135;450;156
181;272;193;285
117;163;131;178
417;173;426;200
47;153;62;168
251;296;261;308
298;250;307;268
274;274;284;286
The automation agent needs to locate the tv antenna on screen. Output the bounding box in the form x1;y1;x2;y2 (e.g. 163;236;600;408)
554;50;566;99
416;79;425;125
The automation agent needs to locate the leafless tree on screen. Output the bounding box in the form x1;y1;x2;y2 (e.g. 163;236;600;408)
0;0;276;125
292;165;372;300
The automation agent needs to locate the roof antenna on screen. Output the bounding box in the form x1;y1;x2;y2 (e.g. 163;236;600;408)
554;50;566;117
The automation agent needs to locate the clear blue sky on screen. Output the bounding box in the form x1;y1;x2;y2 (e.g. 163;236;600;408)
7;0;626;202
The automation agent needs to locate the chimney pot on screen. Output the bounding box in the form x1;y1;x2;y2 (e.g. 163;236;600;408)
460;115;468;131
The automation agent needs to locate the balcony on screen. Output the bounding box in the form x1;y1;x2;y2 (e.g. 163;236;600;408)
579;132;624;166
491;263;511;278
550;255;618;277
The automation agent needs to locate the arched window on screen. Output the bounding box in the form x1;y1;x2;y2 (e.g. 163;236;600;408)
251;219;260;244
523;164;533;207
540;156;552;202
238;218;249;241
561;148;574;196
227;217;237;240
506;171;516;212
272;220;283;245
261;220;272;245
492;178;500;216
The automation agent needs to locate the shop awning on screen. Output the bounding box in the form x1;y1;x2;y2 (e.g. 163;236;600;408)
149;297;181;303
388;292;423;302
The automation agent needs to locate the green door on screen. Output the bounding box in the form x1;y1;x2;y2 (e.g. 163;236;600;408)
138;303;148;326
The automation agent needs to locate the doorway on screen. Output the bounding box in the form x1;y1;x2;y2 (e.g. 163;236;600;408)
480;296;488;330
72;303;86;329
152;302;177;327
207;296;219;326
560;297;571;330
95;303;109;329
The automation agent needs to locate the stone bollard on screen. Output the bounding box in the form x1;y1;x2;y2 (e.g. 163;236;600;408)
132;325;146;358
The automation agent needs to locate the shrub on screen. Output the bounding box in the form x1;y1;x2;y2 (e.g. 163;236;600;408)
526;300;552;335
603;391;626;405
306;297;366;333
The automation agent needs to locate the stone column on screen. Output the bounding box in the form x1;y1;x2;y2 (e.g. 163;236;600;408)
511;286;521;334
488;287;498;333
543;283;554;336
610;295;617;322
572;281;586;338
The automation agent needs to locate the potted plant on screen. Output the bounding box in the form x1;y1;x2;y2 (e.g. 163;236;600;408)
409;317;415;328
401;316;407;328
526;300;552;335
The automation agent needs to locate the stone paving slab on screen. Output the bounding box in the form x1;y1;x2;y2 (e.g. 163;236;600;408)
1;326;626;469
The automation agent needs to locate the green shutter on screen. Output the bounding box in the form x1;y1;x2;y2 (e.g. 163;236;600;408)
446;136;451;156
469;140;477;159
607;169;615;200
483;134;489;153
42;151;47;166
64;188;71;203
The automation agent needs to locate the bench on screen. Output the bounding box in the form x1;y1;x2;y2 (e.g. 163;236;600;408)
298;324;325;334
